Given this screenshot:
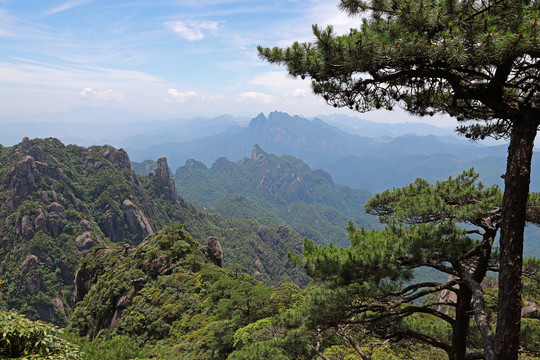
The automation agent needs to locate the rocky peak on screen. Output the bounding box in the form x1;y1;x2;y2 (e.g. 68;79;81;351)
175;159;207;179
101;147;131;170
153;157;180;204
19;137;46;162
251;144;267;162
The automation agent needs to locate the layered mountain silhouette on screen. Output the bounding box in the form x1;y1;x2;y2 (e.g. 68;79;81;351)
127;111;538;194
173;145;378;247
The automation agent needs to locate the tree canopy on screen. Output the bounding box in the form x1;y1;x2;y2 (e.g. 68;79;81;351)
258;2;540;359
291;170;540;360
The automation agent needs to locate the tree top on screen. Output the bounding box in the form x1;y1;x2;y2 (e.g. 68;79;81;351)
258;0;540;139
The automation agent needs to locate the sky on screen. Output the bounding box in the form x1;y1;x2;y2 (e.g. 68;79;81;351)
0;0;458;126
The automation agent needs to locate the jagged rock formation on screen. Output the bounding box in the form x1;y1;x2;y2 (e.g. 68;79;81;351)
0;138;179;324
0;137;307;325
152;157;181;205
200;236;223;267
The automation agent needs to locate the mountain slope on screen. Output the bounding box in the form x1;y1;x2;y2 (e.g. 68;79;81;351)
0;138;306;324
174;145;378;247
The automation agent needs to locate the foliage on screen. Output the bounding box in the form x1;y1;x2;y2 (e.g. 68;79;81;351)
62;333;143;360
288;170;540;359
67;225;288;359
0;311;82;359
0;138;307;325
259;2;540;358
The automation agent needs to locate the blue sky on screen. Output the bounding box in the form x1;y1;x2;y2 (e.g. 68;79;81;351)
0;0;456;125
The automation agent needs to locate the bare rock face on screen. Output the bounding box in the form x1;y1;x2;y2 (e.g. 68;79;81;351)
20;255;41;296
84;146;130;170
0;138;75;242
101;147;131;170
20;215;34;240
110;291;132;329
48;202;66;218
79;219;92;230
34;208;48;233
51;293;66;320
200;236;223;268
154;157;180;204
522;300;540;319
121;199;154;238
74;231;103;251
9;156;38;199
254;259;264;273
100;210;124;243
253;271;263;281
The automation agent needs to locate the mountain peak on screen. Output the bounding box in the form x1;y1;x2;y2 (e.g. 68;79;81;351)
248;112;268;130
251;144;267;161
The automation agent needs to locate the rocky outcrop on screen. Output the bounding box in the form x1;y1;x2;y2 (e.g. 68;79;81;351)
522;300;540;319
153;157;180;204
121;199;154;238
0;138;208;325
74;232;104;251
200;236;223;267
83;146;131;171
20;254;41;296
102;147;131;170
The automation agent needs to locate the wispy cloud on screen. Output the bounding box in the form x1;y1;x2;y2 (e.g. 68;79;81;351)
165;20;218;41
0;58;168;90
80;87;125;101
42;0;93;17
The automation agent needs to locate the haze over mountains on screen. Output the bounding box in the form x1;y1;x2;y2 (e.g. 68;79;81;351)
4;110;538;194
123;111;537;194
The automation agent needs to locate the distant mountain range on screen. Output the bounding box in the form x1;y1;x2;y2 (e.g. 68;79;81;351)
126;111;482;168
126;110;538;193
172;145;378;247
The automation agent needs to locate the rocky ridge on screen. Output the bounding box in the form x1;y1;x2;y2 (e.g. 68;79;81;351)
0;138;307;324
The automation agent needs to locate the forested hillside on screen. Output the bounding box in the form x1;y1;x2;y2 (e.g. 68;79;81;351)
173;144;378;247
0;138;306;325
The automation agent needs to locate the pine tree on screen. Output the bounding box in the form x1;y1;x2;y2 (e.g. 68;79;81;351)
258;2;540;359
292;170;539;360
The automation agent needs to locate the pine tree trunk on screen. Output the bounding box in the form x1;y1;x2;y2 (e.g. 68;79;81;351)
450;286;471;360
495;118;538;360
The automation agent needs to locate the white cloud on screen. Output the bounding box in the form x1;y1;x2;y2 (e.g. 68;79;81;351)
165;88;198;103
165;20;219;41
237;91;277;104
285;87;307;98
80;87;125;101
42;0;93;17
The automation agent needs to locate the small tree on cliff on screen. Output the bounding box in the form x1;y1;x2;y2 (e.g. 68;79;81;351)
258;1;540;359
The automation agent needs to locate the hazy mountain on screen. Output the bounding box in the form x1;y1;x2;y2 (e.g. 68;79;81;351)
174;145;378;247
321;148;540;193
0;109;249;148
315;113;456;137
126;111;488;170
